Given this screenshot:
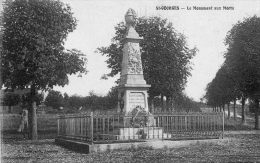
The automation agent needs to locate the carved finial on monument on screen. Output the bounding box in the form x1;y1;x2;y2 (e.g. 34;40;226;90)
124;8;142;40
125;8;137;28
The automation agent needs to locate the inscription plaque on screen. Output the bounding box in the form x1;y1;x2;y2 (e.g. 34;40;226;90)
129;92;145;109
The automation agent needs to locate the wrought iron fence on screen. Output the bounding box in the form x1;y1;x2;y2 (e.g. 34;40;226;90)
57;112;224;144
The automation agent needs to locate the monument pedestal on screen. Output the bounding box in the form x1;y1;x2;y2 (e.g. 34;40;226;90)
117;83;150;113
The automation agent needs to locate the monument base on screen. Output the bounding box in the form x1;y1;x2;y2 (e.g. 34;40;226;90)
117;84;150;113
96;127;171;141
56;137;225;153
115;127;171;140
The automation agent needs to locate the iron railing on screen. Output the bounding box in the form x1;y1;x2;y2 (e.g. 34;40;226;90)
57;112;224;144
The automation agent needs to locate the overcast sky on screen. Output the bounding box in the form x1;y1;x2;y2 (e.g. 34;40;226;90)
53;0;260;101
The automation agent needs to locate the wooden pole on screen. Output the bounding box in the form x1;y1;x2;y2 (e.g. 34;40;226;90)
32;102;38;140
90;112;94;144
222;111;224;139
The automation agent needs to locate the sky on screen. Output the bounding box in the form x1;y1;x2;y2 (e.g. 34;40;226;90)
53;0;260;101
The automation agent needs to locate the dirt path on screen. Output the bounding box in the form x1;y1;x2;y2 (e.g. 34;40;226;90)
2;132;260;162
225;130;260;135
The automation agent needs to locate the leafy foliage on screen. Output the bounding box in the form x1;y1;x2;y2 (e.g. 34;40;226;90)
205;16;260;106
175;94;201;112
97;16;196;99
152;93;201;112
224;16;260;97
3;93;20;107
205;15;260;128
1;0;87;91
20;91;44;107
71;88;118;111
44;87;118;113
204;64;238;108
45;90;64;109
225;16;260;127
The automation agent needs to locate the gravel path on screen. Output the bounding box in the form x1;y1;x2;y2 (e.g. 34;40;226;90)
2;131;260;163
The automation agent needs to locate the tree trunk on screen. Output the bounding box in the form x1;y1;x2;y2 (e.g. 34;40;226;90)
29;84;38;140
241;97;246;124
227;103;230;119
255;98;259;130
233;99;236;121
32;101;38;140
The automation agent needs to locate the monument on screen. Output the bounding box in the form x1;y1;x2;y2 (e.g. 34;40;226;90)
117;8;151;114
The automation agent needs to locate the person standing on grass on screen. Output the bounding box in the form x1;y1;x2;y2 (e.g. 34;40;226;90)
17;109;29;139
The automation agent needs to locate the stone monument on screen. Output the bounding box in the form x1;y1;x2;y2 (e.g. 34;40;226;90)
117;8;151;114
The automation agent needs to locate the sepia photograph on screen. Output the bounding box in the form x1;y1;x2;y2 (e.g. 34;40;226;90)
0;0;260;162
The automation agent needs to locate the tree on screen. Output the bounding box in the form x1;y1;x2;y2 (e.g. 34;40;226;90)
1;0;87;139
84;91;104;111
98;16;196;111
104;86;118;110
63;88;118;112
45;90;64;109
175;94;200;112
63;93;69;107
215;64;239;119
21;91;44;107
225;16;260;129
68;95;84;110
3;93;20;113
204;64;238;117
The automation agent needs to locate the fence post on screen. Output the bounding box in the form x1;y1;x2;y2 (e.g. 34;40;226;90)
161;116;164;140
222;111;224;139
90;112;94;144
57;116;60;137
185;116;187;130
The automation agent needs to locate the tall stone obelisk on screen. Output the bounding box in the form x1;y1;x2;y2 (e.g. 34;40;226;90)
117;8;151;114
